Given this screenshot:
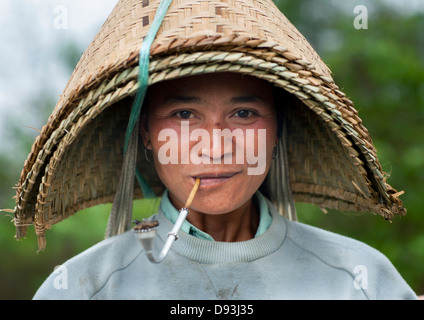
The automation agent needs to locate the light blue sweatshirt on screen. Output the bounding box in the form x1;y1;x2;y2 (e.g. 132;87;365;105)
33;195;417;300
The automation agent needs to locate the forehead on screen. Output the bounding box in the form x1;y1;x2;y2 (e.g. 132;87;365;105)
147;72;274;103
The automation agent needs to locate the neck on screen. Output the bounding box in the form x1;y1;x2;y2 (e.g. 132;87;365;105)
169;194;259;242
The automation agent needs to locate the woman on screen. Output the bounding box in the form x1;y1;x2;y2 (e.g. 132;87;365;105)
13;0;417;299
31;72;416;299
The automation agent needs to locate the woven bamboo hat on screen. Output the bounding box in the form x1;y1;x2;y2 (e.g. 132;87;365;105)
13;0;406;250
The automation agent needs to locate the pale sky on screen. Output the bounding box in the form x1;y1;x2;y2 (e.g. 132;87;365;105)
0;0;118;152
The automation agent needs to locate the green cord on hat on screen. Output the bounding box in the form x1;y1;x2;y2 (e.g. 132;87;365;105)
107;0;173;237
124;0;174;199
124;0;173;154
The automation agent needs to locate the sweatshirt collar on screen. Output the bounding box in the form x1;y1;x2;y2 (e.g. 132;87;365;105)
154;197;286;264
159;189;272;241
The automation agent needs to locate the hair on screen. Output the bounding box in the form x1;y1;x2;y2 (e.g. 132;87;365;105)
273;85;289;140
258;85;290;199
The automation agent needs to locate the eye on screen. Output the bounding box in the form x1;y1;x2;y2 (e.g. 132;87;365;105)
175;110;193;119
234;109;253;118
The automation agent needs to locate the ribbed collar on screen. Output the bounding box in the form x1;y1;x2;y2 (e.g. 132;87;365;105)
154;199;287;264
160;189;272;241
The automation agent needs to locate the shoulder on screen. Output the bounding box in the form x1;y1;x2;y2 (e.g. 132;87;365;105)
283;218;417;299
285;218;380;265
33;230;142;300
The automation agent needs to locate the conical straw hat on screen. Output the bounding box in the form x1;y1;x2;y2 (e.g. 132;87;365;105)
13;0;406;250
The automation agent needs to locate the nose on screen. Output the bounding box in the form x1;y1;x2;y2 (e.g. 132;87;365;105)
196;120;244;164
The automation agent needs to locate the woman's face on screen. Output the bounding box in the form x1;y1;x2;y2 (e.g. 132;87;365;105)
142;72;278;215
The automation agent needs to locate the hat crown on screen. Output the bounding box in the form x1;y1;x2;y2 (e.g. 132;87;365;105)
56;0;330;117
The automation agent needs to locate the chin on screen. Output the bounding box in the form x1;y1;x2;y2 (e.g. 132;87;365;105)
190;194;252;215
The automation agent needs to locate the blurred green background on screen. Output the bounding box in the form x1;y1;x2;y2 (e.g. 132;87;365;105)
0;0;423;299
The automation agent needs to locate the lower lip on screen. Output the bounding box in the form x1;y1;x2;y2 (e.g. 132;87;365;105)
193;175;235;187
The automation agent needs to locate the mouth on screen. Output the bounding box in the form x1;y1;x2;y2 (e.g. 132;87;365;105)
192;172;239;187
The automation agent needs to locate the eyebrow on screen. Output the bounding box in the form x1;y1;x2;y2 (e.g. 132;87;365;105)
163;95;201;104
162;94;267;105
230;95;267;104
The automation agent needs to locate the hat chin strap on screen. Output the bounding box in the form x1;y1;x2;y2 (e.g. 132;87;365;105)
280;120;297;221
105;117;140;238
269;116;297;221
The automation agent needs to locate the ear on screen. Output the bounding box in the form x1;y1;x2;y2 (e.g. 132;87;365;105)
139;117;151;150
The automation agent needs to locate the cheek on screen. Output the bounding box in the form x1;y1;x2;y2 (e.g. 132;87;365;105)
146;122;180;185
243;119;277;171
148;121;196;168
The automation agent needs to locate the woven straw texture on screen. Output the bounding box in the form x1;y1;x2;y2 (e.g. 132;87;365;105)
13;0;405;250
